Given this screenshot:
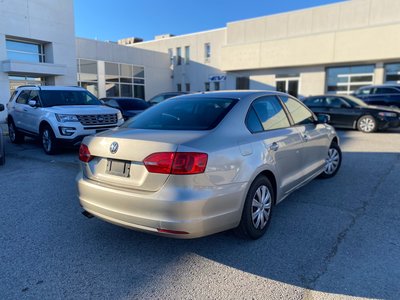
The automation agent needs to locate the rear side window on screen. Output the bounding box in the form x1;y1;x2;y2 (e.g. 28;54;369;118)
124;97;237;130
375;87;400;94
280;96;315;125
245;107;263;133
251;96;290;131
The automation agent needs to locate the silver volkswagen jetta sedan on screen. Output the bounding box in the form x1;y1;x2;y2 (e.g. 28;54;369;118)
77;91;341;239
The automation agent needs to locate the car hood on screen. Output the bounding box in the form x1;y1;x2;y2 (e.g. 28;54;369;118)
45;105;119;115
366;105;400;113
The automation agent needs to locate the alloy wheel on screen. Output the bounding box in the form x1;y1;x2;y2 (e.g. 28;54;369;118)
42;129;52;152
325;148;340;175
359;117;375;132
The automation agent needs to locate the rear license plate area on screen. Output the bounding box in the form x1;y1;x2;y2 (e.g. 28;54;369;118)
106;159;131;177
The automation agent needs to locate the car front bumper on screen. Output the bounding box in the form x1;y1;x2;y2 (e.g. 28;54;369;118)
76;173;246;239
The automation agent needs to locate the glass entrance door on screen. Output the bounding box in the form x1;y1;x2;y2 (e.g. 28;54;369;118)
276;77;300;98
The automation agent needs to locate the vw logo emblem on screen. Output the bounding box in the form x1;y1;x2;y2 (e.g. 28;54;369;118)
110;142;119;154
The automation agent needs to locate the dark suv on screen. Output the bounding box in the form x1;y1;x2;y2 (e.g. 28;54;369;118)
353;84;400;108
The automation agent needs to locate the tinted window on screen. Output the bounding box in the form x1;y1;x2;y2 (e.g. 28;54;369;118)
280;96;315;125
252;96;290;130
117;99;150;110
303;97;327;107
356;88;371;95
16;90;30;104
124;97;237;130
375;87;400;94
39;90;101;107
326;97;351;108
245;107;263;133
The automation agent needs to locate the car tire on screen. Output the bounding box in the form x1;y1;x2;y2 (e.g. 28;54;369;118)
41;125;58;155
8;120;24;144
357;115;377;133
236;176;274;239
319;142;342;179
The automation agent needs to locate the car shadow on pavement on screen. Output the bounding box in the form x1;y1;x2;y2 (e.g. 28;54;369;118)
68;149;400;299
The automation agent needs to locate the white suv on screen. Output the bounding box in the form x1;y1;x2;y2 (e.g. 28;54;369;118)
7;86;124;154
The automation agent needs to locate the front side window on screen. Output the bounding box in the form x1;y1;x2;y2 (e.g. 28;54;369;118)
15;90;31;105
355;88;371;95
124;97;237;131
280;96;315;125
251;96;291;131
6;39;45;63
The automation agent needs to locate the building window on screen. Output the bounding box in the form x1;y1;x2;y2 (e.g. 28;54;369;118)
275;74;300;98
205;82;210;91
326;65;374;94
185;83;190;92
185;46;190;65
6;39;45;63
177;83;182;92
236;77;249;90
177;47;182;65
104;62;145;98
214;82;220;91
204;43;211;62
77;59;99;96
385;63;400;83
168;48;173;66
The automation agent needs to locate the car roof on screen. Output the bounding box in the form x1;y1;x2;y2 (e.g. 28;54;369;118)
180;90;291;100
16;85;87;91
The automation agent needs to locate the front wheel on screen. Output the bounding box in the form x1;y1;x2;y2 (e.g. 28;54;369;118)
8;120;24;144
236;176;274;239
319;142;342;179
41;126;58;155
357;115;376;133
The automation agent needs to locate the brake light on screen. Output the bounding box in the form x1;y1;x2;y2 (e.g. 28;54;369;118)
79;144;93;163
143;152;208;175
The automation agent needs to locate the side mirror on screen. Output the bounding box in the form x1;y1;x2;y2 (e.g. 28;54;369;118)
317;114;330;124
0;104;4;112
28;100;37;107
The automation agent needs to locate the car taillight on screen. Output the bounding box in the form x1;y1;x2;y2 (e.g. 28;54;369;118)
143;152;208;175
79;144;93;163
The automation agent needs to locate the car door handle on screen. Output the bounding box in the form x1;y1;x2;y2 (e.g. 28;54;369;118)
23;108;28;112
269;142;279;151
302;134;310;142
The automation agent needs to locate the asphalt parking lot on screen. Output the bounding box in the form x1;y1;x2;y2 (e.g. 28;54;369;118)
0;128;399;299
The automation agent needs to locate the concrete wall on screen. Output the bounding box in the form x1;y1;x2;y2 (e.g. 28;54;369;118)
0;0;77;121
221;0;400;71
76;38;171;100
132;29;227;93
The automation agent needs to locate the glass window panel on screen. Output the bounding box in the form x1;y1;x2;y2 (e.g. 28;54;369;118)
79;82;98;97
133;78;145;84
350;75;373;83
185;46;190;64
252;96;290;130
385;63;400;74
245;106;263;133
133;66;144;78
134;85;145;99
79;73;97;82
386;74;400;82
276;81;286;93
120;77;133;84
186;83;190;92
120;84;133;97
214;81;220;91
177;83;182;92
280;96;314;125
177;47;182;65
120;64;133;77
105;62;119;76
6;40;41;53
105;76;119;82
106;83;120;97
79;59;97;74
7;51;41;63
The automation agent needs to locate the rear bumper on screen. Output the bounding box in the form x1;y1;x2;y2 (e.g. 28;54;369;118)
76;173;246;239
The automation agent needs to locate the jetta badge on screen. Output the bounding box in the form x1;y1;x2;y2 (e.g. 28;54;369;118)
110;142;119;154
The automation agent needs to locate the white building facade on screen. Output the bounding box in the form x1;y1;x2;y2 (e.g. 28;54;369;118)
2;0;400;121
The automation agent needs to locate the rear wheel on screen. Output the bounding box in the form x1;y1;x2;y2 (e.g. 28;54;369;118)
8;120;24;144
319;142;342;179
41;126;58;155
236;176;274;239
357;115;376;133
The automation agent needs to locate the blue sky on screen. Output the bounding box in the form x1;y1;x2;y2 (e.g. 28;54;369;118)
74;0;347;42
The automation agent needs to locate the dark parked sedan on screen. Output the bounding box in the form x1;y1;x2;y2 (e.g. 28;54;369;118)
353;84;400;108
0;103;5;165
302;95;400;133
100;97;150;120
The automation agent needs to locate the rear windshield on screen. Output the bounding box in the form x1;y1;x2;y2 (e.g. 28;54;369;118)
117;99;150;110
123;97;238;130
39;90;101;107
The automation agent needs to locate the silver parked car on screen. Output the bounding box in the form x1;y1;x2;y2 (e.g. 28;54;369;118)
77;91;341;239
